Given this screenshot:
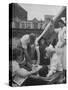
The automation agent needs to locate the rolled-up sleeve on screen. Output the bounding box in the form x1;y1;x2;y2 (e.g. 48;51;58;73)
12;61;19;76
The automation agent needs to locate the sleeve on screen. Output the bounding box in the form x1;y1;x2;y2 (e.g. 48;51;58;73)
21;43;27;49
20;35;29;49
47;54;58;77
12;61;31;77
54;28;61;33
12;61;20;74
63;27;66;40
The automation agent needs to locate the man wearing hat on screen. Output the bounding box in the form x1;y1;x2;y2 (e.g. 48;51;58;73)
54;17;66;48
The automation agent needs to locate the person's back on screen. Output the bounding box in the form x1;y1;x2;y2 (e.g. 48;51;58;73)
39;38;50;65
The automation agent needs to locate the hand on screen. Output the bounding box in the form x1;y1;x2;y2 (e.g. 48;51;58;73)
46;74;50;77
46;70;53;77
32;65;42;73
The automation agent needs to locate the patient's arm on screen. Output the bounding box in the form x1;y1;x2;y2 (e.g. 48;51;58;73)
16;67;32;78
24;49;32;63
16;64;42;78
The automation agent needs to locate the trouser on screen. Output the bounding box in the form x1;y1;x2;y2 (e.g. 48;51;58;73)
22;77;48;86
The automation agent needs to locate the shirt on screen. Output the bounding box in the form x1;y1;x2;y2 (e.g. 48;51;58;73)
55;26;66;48
47;52;63;77
12;61;19;76
12;38;21;49
55;26;66;70
46;45;63;77
12;61;28;86
20;34;30;49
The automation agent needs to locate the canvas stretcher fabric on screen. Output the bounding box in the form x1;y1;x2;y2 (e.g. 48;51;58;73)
9;3;66;87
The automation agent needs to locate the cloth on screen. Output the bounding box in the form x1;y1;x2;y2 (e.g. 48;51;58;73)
46;45;63;77
12;38;21;49
12;61;20;76
20;34;30;49
55;26;66;70
12;61;29;86
50;53;63;71
61;45;66;70
39;44;50;65
55;26;66;48
47;52;63;77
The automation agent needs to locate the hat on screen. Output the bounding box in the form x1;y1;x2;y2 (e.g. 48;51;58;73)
61;17;66;23
58;17;66;26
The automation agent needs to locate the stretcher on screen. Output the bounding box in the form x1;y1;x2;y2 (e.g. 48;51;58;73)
30;71;65;84
12;71;65;86
12;75;28;86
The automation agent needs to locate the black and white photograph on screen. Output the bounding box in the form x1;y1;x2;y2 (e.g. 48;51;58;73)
9;3;66;87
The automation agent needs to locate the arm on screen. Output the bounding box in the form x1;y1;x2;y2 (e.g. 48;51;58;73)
16;67;35;78
35;46;40;65
24;49;31;62
16;65;42;78
24;49;32;68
